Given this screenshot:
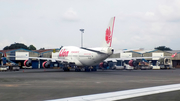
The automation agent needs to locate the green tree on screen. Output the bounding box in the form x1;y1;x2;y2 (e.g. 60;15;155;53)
39;48;45;50
3;46;9;50
3;43;29;50
154;46;172;51
28;45;36;50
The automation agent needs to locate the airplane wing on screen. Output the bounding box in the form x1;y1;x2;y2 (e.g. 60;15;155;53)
30;57;70;62
46;83;180;101
80;47;106;54
8;56;71;63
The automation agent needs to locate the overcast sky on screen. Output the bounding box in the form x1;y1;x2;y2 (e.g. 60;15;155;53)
0;0;180;50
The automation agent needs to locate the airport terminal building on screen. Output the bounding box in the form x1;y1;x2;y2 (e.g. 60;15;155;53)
109;49;180;68
0;48;180;68
0;48;60;69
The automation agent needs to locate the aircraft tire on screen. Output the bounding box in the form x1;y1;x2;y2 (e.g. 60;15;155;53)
124;66;126;70
91;68;97;71
63;67;70;72
75;68;81;72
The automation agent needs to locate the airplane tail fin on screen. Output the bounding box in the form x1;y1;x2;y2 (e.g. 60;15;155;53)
171;53;177;58
103;17;115;47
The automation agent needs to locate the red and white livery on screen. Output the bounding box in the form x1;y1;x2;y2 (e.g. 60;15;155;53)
23;17;116;71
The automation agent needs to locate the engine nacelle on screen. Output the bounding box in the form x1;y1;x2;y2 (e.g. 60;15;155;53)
159;58;171;65
99;62;103;67
42;60;51;68
128;60;139;67
24;59;32;67
99;62;108;69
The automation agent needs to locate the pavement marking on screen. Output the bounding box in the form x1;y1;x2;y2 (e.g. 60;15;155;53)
46;83;180;101
0;84;30;87
0;84;19;87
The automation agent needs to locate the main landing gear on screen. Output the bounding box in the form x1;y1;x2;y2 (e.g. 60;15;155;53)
84;66;97;72
62;64;97;72
63;67;70;71
74;66;97;72
62;64;70;72
75;66;81;72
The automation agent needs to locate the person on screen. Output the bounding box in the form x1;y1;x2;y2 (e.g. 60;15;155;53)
1;54;6;66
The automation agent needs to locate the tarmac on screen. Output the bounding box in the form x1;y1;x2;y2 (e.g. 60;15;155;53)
0;69;180;101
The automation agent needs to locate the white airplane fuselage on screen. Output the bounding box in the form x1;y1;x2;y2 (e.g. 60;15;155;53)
58;46;114;66
21;17;118;70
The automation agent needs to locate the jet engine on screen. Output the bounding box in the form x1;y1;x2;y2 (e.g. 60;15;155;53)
159;58;171;65
99;62;108;69
128;60;139;67
164;58;171;65
42;60;51;68
99;62;103;68
24;59;32;67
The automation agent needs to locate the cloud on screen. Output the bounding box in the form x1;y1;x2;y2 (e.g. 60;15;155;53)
112;37;121;46
158;5;174;16
1;0;180;51
62;8;79;21
156;1;180;22
145;12;155;17
0;40;11;50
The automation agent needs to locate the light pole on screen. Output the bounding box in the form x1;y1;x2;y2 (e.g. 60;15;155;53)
80;29;84;47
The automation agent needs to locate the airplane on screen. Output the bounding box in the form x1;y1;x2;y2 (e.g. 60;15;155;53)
22;17;116;72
